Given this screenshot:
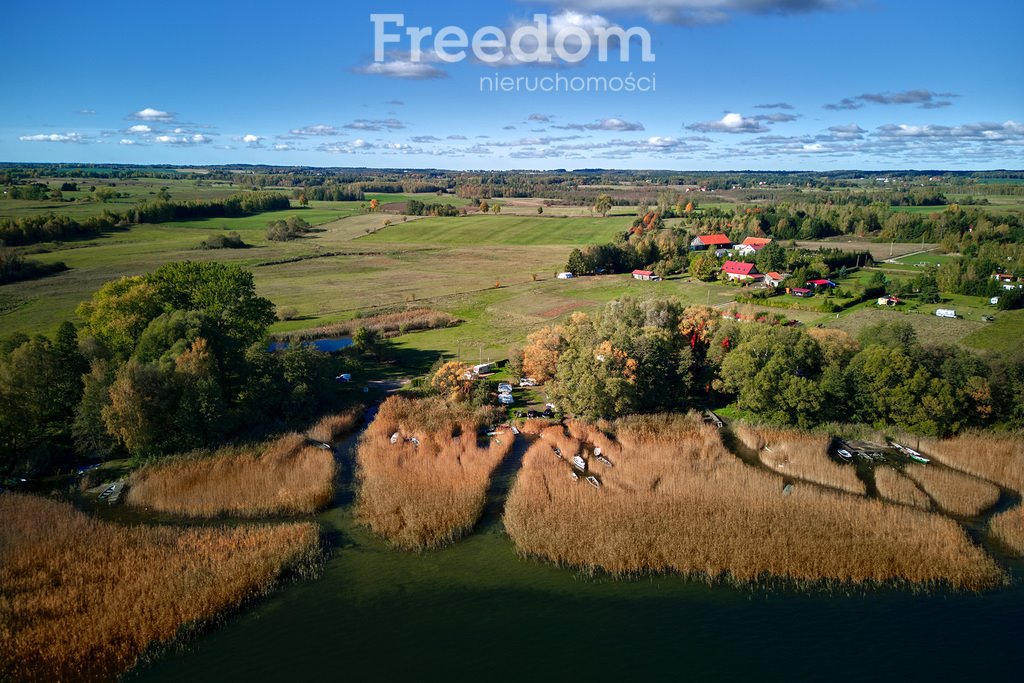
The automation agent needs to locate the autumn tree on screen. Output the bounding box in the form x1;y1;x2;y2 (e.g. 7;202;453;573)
594;194;612;218
523;325;565;382
431;361;472;400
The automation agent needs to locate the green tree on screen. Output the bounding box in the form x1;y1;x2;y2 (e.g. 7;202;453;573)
689;252;719;282
594;194;612;218
566;248;589;275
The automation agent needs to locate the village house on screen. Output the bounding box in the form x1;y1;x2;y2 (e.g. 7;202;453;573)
734;236;772;257
806;278;837;290
721;261;761;282
690;234;732;251
763;271;786;288
632;269;659;281
790;287;813;298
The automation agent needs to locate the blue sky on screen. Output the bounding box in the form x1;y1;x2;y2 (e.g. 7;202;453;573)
1;0;1022;170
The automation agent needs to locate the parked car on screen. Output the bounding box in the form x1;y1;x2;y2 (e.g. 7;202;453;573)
519;377;537;387
498;393;515;405
497;382;513;394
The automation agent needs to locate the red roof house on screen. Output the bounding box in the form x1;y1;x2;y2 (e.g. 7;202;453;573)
691;234;732;250
721;261;761;281
632;269;657;281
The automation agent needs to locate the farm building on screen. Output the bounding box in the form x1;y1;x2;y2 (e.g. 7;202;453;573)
806;279;837;289
632;269;658;281
735;237;772;256
690;234;732;251
763;271;786;288
721;261;761;282
790;287;813;298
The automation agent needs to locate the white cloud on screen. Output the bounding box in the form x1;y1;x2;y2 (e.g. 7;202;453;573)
154;133;212;145
344;118;405;132
354;60;448;79
687;112;769;134
549;1;846;25
289;124;342;137
119;139;137;145
19;132;88;143
127;124;152;134
128;107;175;121
554;117;645;132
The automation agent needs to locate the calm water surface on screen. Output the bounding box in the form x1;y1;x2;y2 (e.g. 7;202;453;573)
130;427;1024;682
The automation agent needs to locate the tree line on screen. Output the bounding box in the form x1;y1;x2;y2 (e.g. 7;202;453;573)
0;192;290;246
0;261;356;478
517;297;1022;435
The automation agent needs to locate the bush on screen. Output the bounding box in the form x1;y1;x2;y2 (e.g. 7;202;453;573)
266;216;312;241
199;231;247;249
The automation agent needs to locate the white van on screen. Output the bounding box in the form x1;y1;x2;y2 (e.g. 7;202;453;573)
935;309;956;319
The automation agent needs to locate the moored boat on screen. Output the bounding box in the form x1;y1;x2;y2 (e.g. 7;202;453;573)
572;455;586;472
585;475;601;489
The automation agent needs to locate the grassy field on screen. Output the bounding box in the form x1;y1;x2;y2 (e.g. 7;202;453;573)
361;214;630;246
0;177;271;219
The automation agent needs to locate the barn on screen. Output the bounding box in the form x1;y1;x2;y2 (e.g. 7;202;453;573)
690;234;732;251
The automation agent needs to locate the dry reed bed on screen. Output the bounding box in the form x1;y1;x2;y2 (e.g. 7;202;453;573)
990;507;1024;554
917;433;1024;492
874;467;932;510
0;494;318;683
503;414;1003;589
126;432;336;518
277;309;457;341
356;396;512;550
902;463;1001;517
307;406;363;444
916;434;1024;553
737;424;865;495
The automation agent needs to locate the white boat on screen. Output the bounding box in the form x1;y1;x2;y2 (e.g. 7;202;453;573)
571;471;579;481
586;475;601;489
553;447;563;459
572;455;586;472
595;454;614;467
510;425;520;435
390;432;400;444
593;447;602;457
837;449;853;461
410;437;420;447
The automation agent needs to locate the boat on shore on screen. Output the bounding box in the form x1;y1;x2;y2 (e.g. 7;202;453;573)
553;447;563;459
572;455;586;472
586;475;601;489
837;449;853;461
595;454;614;467
571;471;579;481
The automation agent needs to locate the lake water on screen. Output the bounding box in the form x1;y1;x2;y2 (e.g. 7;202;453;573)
267;337;353;353
129;424;1024;682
